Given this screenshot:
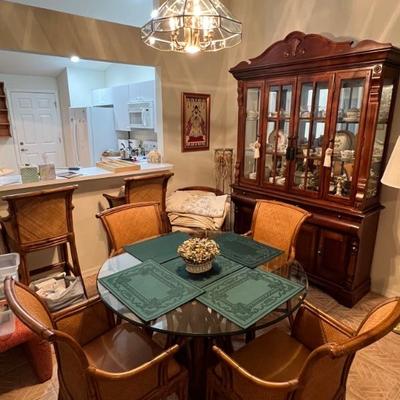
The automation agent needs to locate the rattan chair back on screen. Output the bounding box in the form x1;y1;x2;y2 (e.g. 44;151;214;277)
124;172;173;211
251;200;311;261
97;201;164;256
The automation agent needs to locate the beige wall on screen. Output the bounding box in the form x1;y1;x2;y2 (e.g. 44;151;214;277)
1;0;400;297
0;0;230;191
226;0;400;297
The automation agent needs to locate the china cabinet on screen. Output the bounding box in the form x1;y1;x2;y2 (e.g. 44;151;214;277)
230;32;400;306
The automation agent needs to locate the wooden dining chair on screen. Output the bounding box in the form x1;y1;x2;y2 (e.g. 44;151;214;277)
97;201;165;256
5;277;188;400
0;185;85;288
207;298;400;400
249;200;311;267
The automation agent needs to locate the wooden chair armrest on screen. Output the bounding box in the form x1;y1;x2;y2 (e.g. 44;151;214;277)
53;296;115;345
212;345;298;396
289;245;296;260
242;230;252;237
88;344;184;398
293;301;355;350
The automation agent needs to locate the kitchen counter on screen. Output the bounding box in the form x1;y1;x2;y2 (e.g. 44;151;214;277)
0;162;174;277
0;163;173;193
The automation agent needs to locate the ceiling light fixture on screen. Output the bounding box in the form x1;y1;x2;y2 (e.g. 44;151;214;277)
141;0;242;54
70;55;80;63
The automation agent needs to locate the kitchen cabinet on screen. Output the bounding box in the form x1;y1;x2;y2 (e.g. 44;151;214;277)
129;80;155;101
112;85;129;131
230;31;400;306
92;87;113;106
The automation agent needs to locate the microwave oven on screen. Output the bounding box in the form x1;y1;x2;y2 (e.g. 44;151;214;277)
128;100;154;129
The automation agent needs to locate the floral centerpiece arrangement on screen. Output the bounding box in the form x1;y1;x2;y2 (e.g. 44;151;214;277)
177;238;220;274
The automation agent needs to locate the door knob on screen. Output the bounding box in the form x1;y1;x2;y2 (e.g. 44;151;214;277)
20;141;24;145
20;148;27;152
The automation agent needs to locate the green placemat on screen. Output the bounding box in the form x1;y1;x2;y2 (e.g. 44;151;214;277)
124;232;189;263
99;259;203;322
197;268;304;329
215;232;283;268
162;256;244;289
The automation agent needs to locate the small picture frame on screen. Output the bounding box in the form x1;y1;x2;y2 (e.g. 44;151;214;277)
182;92;210;152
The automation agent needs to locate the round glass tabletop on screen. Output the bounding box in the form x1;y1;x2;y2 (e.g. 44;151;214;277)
97;252;308;337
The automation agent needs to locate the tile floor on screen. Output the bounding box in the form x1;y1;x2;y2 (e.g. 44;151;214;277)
0;282;399;400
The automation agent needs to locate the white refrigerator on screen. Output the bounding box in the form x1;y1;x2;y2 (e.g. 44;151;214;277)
68;107;117;167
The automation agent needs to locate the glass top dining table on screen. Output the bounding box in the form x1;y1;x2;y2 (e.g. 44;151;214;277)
97;240;308;337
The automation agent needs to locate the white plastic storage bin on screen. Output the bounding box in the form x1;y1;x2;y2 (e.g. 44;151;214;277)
0;302;15;337
0;253;20;299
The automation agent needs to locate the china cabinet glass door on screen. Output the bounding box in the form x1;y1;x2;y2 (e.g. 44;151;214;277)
262;79;295;188
366;79;394;198
242;83;263;182
290;77;332;197
326;72;368;201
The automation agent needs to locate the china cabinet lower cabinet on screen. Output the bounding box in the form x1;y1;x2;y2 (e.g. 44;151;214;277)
230;32;400;307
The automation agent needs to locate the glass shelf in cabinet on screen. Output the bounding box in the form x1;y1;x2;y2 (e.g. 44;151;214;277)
308;155;323;160
332;155;355;162
265;151;286;156
337;118;360;124
295;155;323;161
267;117;291;121
298;117;327;123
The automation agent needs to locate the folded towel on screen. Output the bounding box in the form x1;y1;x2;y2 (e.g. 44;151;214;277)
169;213;223;230
166;190;228;218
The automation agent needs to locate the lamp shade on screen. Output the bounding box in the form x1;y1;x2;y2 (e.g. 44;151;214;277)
381;135;400;189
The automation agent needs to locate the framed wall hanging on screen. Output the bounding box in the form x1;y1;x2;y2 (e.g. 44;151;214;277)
181;92;210;152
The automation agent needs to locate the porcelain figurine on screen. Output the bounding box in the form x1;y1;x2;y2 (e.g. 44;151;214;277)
147;149;162;163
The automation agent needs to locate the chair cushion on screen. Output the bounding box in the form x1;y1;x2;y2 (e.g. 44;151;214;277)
83;323;181;378
216;328;310;382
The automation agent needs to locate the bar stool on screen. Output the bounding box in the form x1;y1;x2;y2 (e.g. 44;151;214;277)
103;172;174;208
0;185;85;291
103;172;174;228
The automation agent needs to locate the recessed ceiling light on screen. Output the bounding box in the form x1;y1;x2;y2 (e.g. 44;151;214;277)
70;55;80;63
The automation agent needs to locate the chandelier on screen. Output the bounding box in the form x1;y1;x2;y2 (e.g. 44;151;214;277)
141;0;242;54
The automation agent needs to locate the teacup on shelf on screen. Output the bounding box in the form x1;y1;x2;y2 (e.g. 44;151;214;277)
249;172;257;180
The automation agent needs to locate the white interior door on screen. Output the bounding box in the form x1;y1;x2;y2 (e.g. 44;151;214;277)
10;92;65;167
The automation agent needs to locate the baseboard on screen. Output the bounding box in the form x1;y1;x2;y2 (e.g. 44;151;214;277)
373;286;399;299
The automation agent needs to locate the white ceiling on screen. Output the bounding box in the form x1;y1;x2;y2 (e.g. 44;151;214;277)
0;50;112;77
7;0;154;27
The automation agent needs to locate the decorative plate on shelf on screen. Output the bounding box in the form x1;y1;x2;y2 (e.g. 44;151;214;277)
334;130;355;152
268;129;288;152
